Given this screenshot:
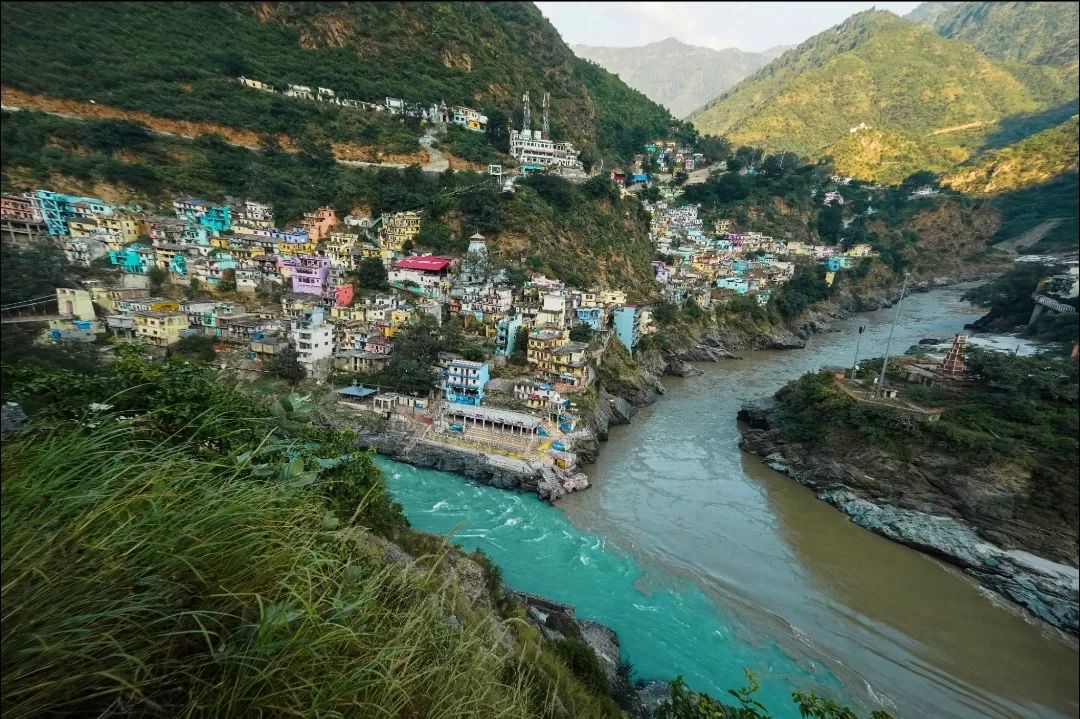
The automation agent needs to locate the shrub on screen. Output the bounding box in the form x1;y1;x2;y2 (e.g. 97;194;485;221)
551;638;609;698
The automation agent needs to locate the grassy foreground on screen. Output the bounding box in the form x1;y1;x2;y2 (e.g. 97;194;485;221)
1;421;537;718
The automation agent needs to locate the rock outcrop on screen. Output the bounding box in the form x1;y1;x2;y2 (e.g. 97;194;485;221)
740;424;1080;634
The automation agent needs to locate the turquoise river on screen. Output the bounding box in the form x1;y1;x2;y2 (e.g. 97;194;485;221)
376;285;1079;719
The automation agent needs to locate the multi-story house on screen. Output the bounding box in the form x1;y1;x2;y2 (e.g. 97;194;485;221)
108;245;155;275
289;308;334;378
612;306;641;352
174;198;231;234
284;255;331;295
575;306;603;331
545;342;588;389
495;313;524;356
300;206;337;242
442;359;490;406
377;211;421;257
1;192;41;220
35;190;113;236
513;380;568;416
527;328;567;368
537;292;569;329
134;310;188;347
389;256;452;298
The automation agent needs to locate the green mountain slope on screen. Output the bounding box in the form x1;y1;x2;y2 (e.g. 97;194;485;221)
930;2;1080;70
572;38;773;118
1;109;660;297
0;1;677;163
945;115;1079;195
688;10;1076;181
905;2;961;24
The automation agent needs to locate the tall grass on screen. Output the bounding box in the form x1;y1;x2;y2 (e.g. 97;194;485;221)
1;420;539;718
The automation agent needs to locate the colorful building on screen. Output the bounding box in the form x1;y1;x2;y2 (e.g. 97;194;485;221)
612;305;641;352
134;310;189;347
442;359;490;406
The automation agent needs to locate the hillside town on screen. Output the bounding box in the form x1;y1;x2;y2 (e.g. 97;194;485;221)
0;168;890;498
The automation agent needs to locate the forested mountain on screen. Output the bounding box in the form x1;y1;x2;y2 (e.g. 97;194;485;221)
904;1;961;24
0;2;680;164
688;9;1077;182
944;115;1079;195
571;38;774;118
929;2;1080;72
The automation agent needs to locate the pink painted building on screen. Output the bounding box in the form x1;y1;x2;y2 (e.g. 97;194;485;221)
281;255;331;294
1;193;40;221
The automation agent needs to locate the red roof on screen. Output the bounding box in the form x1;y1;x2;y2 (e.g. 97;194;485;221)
396;256;451;272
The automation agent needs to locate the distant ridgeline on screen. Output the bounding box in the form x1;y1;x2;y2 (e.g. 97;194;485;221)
0;1;688;165
687;5;1078;252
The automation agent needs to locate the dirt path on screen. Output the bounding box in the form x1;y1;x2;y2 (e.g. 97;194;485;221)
995;218;1064;254
1;88;447;172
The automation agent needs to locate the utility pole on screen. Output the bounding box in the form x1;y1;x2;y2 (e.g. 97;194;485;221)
849;325;864;379
876;272;909;397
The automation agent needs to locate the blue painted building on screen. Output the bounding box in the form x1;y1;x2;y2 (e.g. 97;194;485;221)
35;190;114;236
575;306;603;331
822;256;853;272
612;305;641;352
495;313;523;356
108;245;152;274
442;359;490;406
174;198;232;235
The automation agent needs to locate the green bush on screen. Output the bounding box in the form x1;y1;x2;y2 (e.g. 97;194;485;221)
552;638;609;698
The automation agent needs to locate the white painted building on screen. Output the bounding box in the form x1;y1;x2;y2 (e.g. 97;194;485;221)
289;308;334;378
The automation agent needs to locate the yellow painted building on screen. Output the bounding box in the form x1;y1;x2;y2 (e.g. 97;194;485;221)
278;240;317;256
56;288;95;320
378;211;421;253
96;212;141;245
526;328;568;367
330;305;367;321
134;310;188;347
846;243;874;258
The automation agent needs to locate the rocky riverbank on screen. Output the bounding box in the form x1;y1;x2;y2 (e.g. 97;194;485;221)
737;408;1079;635
357;267;1003;505
353;417;590;503
363;522;672;717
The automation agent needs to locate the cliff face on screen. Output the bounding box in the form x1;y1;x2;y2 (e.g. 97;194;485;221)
739;421;1080;634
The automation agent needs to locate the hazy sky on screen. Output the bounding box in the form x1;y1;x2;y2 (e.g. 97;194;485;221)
535;2;922;53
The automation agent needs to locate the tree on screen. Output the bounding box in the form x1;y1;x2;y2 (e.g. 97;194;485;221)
217;268;237;293
144;266;166;296
0;238;71;307
483;105;511;153
816;204;844;245
901;170;938;192
173;334;217;363
503;266;528;288
569;323;593;343
461;249;494;284
268;346;306;385
697;134;732;164
509;326;530;365
351;257;388;289
653;301;678;325
185;277;201;300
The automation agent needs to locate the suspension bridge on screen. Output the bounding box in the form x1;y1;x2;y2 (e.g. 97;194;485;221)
0;294;68;323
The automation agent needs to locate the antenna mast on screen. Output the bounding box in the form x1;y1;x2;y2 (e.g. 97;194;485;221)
876;273;909;397
522;91;531;134
542;92;550;140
